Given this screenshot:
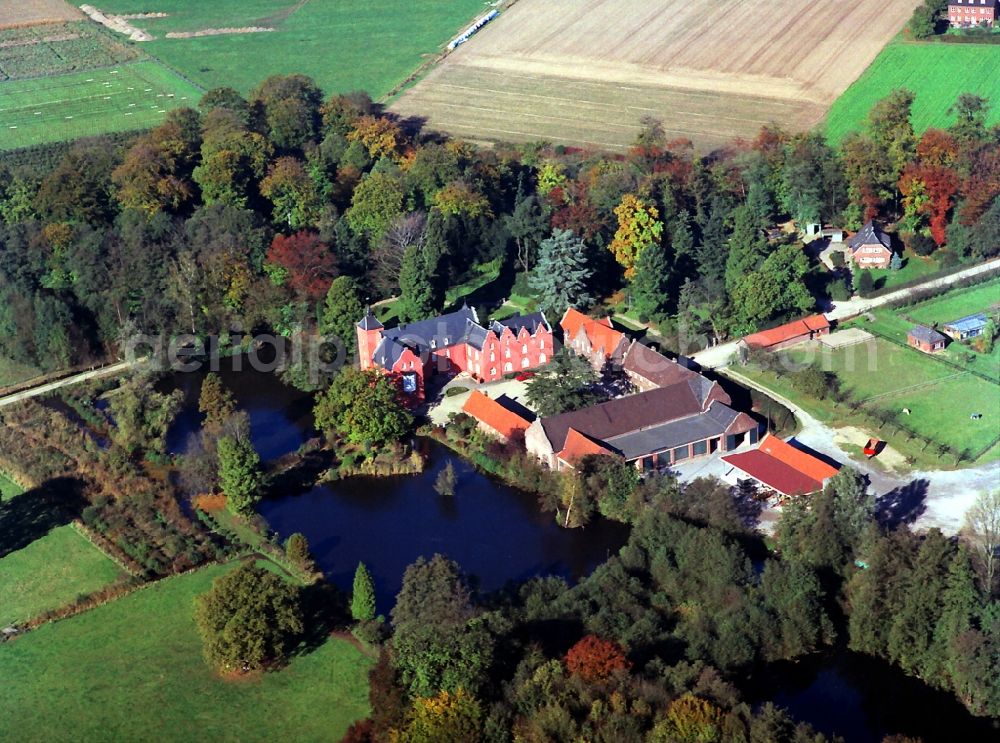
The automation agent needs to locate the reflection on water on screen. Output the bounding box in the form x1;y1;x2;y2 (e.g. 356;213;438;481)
162;365;996;743
260;442;629;610
748;649;998;743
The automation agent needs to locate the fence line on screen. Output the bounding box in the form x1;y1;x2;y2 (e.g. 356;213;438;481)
863;326;999;386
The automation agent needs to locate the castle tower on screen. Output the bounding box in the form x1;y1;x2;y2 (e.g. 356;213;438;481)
356;309;383;370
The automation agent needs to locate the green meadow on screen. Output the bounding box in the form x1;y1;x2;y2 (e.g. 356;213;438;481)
0;62;202;149
0;562;372;741
826;39;1000;143
97;0;489;95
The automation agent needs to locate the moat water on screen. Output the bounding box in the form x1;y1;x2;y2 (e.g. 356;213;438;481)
165;365;997;743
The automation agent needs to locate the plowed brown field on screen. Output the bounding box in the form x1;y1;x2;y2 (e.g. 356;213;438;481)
0;0;82;29
392;0;922;152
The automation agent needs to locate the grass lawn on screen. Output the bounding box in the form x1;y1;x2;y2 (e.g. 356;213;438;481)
97;0;488;96
0;525;125;626
739;335;1000;465
849;278;1000;382
783;338;961;401
905;278;1000;326
445;258;503;309
0;562;372;741
0;62;203;150
856;251;945;293
0;355;42;388
826;39;1000;144
0;470;23;500
1;475;126;626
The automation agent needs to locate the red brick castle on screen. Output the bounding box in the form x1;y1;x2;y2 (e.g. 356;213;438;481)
357;305;554;400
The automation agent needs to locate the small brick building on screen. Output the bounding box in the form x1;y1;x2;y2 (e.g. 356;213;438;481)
907;325;948;353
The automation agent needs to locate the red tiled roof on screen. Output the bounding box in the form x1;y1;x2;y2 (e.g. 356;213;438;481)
744;315;830;349
557;427;614;464
462;390;532;439
560;308;626;357
722;434;839;496
759;434;839;482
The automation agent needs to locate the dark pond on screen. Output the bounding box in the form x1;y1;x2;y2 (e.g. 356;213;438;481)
259;440;629;610
163;363;997;743
746;649;998;743
165;362;314;461
164;362;629;610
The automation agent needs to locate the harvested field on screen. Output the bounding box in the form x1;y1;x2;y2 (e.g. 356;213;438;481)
393;0;923;152
0;0;82;29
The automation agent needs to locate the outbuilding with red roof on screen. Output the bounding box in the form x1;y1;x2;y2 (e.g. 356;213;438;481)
721;434;840;497
743;315;831;352
462;390;533;442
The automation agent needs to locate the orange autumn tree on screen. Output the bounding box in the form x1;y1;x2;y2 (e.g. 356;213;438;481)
898;128;961;246
347;115;405;161
610;194;663;278
565;634;630;683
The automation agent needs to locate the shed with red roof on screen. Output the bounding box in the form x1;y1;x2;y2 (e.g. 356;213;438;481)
721;434;839;497
743;315;831;352
462;390;533;442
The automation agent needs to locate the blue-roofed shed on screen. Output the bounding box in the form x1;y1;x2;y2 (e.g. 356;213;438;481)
942;314;988;341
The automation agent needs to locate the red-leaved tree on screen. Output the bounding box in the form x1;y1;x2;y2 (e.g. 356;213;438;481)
265;231;336;300
565;634;630;683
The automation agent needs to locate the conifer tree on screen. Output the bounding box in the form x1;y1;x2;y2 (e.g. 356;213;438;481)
218;435;263;517
529;229;593;317
630;242;670;321
397;244;438;322
320;276;364;353
351;561;377;622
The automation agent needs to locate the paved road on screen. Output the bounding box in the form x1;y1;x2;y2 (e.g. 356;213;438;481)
0;359;137;410
723;369;1000;536
691;257;1000;370
824;256;1000;321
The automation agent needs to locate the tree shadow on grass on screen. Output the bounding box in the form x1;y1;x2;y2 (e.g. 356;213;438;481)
287;580;351;659
875;478;929;530
0;476;88;558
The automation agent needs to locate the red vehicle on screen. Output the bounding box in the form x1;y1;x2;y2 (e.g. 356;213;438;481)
515;371;536;382
864;438;883;458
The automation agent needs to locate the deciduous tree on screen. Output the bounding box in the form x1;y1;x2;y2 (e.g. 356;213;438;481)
260;156;322;229
391;555;493;697
565;634;630;682
965;489;1000;594
610;194;663;278
199;373;236;433
194;564;303;672
265;231;336;301
525;348;600;416
313;367;413;446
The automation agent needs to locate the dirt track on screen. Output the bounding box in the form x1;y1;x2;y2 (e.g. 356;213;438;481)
392;0;922;151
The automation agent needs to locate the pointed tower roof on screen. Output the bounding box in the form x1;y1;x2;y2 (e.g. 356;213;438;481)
357;308;383;331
